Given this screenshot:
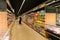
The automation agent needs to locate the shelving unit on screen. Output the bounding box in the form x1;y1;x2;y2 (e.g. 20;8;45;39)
45;0;60;40
22;0;60;40
2;10;15;40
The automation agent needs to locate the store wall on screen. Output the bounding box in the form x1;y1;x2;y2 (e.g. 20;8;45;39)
0;12;7;30
45;13;56;25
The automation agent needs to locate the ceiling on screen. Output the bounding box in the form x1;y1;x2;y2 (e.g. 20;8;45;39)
9;0;47;17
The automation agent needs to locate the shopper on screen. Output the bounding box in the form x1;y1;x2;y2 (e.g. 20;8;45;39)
19;17;22;24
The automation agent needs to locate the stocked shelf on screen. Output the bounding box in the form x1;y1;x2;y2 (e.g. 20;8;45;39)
7;10;15;26
21;0;60;40
0;11;15;40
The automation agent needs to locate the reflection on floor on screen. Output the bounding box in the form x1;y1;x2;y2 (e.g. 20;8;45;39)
10;21;48;40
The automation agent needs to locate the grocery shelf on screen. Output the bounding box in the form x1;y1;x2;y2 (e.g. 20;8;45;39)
46;30;60;40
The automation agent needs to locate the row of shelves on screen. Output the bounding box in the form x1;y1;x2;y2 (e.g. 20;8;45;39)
21;1;60;40
2;10;15;40
7;10;15;26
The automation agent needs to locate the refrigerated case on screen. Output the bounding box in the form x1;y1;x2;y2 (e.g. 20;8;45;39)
45;1;60;40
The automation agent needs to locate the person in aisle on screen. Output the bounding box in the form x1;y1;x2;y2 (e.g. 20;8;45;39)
19;16;22;24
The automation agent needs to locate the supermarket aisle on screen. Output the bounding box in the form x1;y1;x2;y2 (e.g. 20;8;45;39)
10;21;48;40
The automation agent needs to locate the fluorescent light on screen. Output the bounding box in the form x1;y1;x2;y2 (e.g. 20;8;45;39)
46;1;55;5
55;5;60;7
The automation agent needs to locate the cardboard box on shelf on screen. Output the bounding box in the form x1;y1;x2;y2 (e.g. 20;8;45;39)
45;13;56;25
0;12;8;30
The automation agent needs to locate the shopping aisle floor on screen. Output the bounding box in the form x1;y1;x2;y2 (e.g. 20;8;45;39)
10;21;48;40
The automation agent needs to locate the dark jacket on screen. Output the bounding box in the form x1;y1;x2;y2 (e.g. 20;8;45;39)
19;17;22;24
